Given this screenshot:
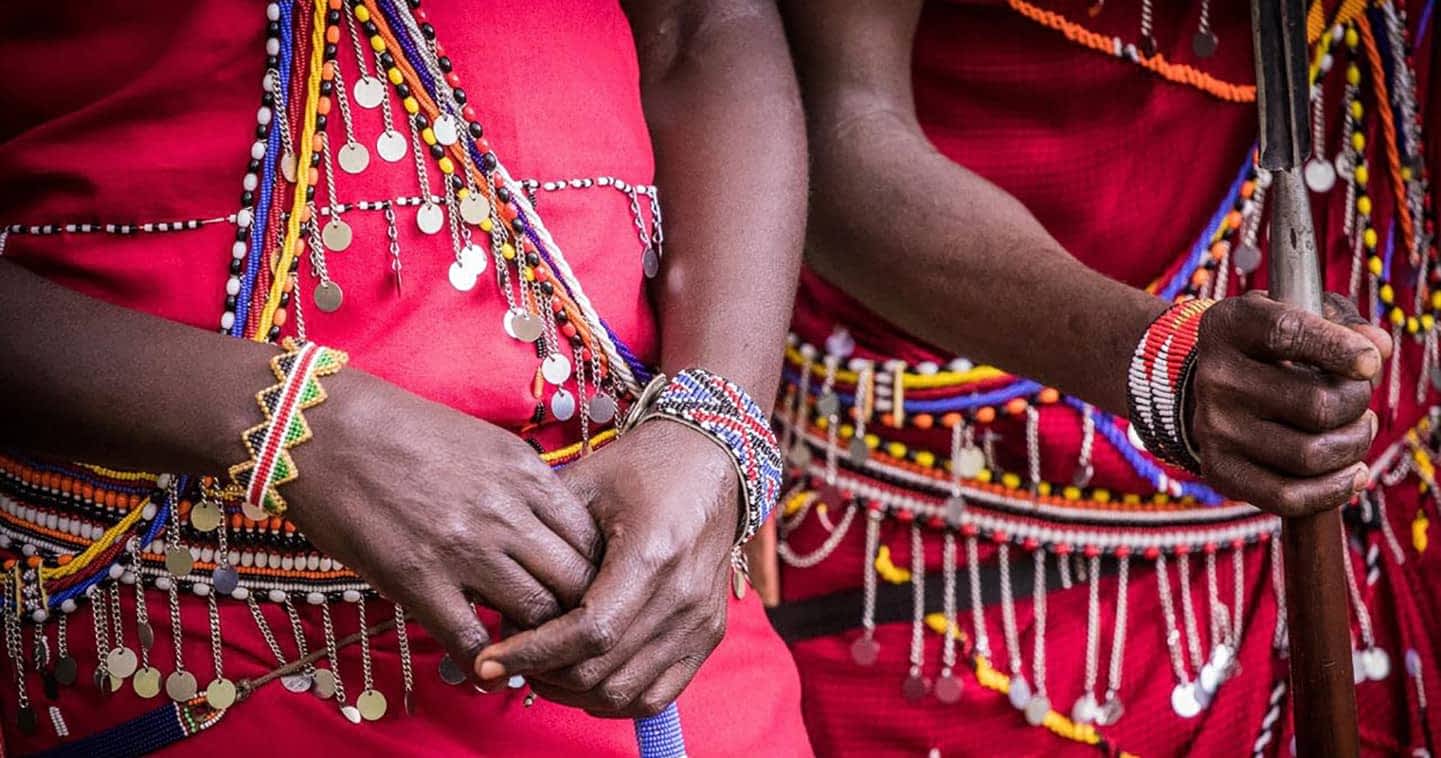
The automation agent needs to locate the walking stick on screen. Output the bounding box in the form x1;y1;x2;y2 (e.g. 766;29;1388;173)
1250;1;1361;755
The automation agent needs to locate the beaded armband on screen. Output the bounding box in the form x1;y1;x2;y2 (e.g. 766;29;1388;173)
623;369;783;545
226;338;348;517
1126;299;1217;473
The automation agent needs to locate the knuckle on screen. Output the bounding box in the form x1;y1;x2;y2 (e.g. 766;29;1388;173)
1273;486;1305;517
579;615;620;657
598;683;632;711
634;693;670;718
1267;310;1308;357
514;587;558;627
1306;387;1338;429
571;662;606;691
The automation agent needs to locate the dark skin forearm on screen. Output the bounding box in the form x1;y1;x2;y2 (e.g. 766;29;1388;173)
0;258;268;472
781;0;1161;416
625;0;807;412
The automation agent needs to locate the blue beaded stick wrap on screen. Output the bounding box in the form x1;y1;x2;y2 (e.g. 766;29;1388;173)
628;368;783;758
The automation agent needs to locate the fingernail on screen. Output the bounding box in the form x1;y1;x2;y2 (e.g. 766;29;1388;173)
1366;410;1378;440
477;660;506;680
1352;462;1369;492
1355;350;1381;378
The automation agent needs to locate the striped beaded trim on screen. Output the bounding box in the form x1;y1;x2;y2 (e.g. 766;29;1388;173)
1126;299;1215;473
227;338;349;517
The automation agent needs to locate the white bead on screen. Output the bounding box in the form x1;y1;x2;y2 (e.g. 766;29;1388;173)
220;312;235;330
240;551;254;568
306;554;320;571
1320;54;1334;73
243;173;259;192
120;570;137;585
107;563;123;579
281;555;294;571
236;208;253;229
232;241;248;259
31;609;48;623
266;3;280;21
193;582;212;597
306;591;325;605
266;38;281;56
268;589;287;604
319;557;333;572
251;141;267;161
60;599;77;614
226;277;241;296
199;547;215;563
142;502;158;520
267;553;280;569
156;474;174;489
231;587;250;601
19;543;35;556
257;107;273;126
342;590;362;603
155;576;173;592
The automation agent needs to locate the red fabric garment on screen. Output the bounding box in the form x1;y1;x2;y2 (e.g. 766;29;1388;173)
0;1;810;755
785;0;1441;755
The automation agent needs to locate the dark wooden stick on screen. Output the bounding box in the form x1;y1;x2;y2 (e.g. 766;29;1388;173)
1251;1;1360;754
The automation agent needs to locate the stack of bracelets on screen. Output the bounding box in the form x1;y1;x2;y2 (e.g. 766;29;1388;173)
0;1;780;755
775;0;1438;755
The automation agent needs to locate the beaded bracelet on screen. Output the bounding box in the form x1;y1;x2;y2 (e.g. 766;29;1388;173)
622;369;783;545
226;338;349;518
1126;299;1216;473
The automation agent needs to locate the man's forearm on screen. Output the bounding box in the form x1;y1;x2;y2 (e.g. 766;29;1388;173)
0;259;271;472
627;0;807;411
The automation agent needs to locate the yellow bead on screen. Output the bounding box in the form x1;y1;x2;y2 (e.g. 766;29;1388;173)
370;35;386;53
354;5;370;22
1350;100;1363;119
1354;164;1369;187
1364;228;1378;249
456;187;469;199
437;157;455;174
1380;283;1395;304
1407;317;1419;335
1403;166;1414;181
815;416;829;430
914;450;936;468
402;97;419;114
864;433;880;449
1368;256;1384;276
1123;493;1141;505
479;218;494;233
977;469;992;484
1357;195;1372;215
1093;489;1111;503
1001;472;1021;490
1391;307;1406;326
1037;482;1052;497
1431;291;1441;310
886;442;907;459
1423;314;1436;331
839;423;855;439
1346;63;1361;85
501;243;516;260
387;68;404;85
422;128;437;145
1062;486;1081;501
1345;27;1359;48
522;267;535;282
1154;493;1170;505
1351;132;1366;152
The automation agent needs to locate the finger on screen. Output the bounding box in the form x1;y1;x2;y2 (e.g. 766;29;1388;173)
473;537;651;681
1223;293;1381;379
531;473;603;563
1322;291;1366;326
504;511;596;610
610;656;707;720
1222;359;1374;432
743;518;780;606
405;582;490;678
526;605;668;694
469;556;564;631
580;652;704;719
1216;409;1377;478
1201;452;1368;518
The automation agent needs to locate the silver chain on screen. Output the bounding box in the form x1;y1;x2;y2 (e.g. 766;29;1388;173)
998;543;1024;676
940;531;958;674
967;536;991;659
394;603;414;697
906;524;926;677
1176;553;1205;672
1031;549;1048;697
1103;556;1131;702
247;598;289;666
320;602;348;703
1155;555;1190;682
1081;554;1103;698
859;510;881;639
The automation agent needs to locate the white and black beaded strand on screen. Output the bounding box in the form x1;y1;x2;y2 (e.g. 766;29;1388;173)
1024;549;1050;726
935;529;963;704
1095;553;1130;726
1155;554;1201;718
1137;0;1157;56
1230;544;1247;656
1072;552;1104;725
902;524;929;702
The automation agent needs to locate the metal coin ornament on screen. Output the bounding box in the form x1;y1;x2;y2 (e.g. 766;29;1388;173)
432;114;460;146
1363;647;1391;681
1007;676;1032;709
1024;695;1051;726
934;673;963;704
106;647;138;679
416;202;445;235
133;666;162;699
459;193;491;225
322;219;354;252
1232;244;1263;274
542;354;573;385
1070;693;1099;724
788;444;812;470
1304;157;1337;192
901;674;929;703
815;392;840;419
241;499;269;522
1072;462;1095;488
506;310;544;343
340;704;363;724
54;655;78;686
351;75;385;109
17;706;36;735
190;500;223;532
282;672;314;693
956;447;986;479
337;141;371;175
1170;681;1202;718
850;636;879;666
206;677;238;709
280;151;298;183
312;668;337;699
550;388;577;421
357;688;389;721
847;437;870;466
1352;650;1368;684
137;621;156;651
438;654;467;685
213;562;240;596
448;261;479;293
1192;30;1219;57
314;280;344;313
376;129;407;162
944;496;966;525
458;243;488;275
589;395;618;424
642;247;661;279
165;547;193;578
1095;694;1124;726
166;670;198;702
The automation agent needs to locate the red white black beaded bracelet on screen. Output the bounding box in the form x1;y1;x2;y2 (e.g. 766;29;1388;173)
622;369;783;545
1126;299;1216;473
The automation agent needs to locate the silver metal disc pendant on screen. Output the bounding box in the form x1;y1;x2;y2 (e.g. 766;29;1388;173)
311;668;337;699
1363;647;1391;681
240;499;269;522
166;670;198;702
377;129;408;163
550;388;577;421
448;261;479;293
340;704;363;724
133;666;162;699
458;243;488;275
432;114;460;146
206;677;237;709
1233;244;1263;274
944;496;966;525
280;151;298;184
1024;694;1051;726
1070;693;1098;725
901;674;929;703
438;654;467;685
106;647;138;679
281;672;314;693
788;444;813;470
847;437;870;466
956;447;986;479
642;247;661;279
213;562;240;596
352;75;385;109
54;655;78;686
416;202;444;235
589;394;618;424
815;392;840;418
338;141;371;175
542;353;573;385
1305;157;1338;193
165;547;193;577
190;500;223;532
1170;681;1202;718
459;193;491;225
505;310;544;343
137;621;155;651
357;688;389;721
1095;694;1124;726
1007;675;1032;709
1192;30;1218;58
322;219;353;252
934;673;963;704
314;280;344;313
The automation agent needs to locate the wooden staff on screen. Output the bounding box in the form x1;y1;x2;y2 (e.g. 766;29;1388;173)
1250;1;1360;754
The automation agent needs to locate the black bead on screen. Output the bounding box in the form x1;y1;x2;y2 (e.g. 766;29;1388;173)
468;122;483;139
449;175;465;190
229;260;243;275
315;114;328;130
539;281;554;296
305;186;315;201
261;92;275;107
268;326;282;341
363;21;379;36
526;253;541;267
437;56;453;73
554;309;569;324
266;56;278;69
290;257;302;273
248;159;262;173
413;113;430;129
451;87;467;105
406;0;421;9
420;23;435;40
320;80;334;96
256;124;269;139
396;83;411;99
310;151;322;166
429;143;446;159
379;52;395;68
267;22;280;35
569;334;585;348
279;292;292;307
494;184;509;203
236;228;250;242
512;217;527;235
225;295;238;309
326;9;340;24
241;191;255;206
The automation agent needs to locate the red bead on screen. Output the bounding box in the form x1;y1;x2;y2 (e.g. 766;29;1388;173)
927;516;946;530
1083;545;1100;558
1231;538;1245;550
1258;531;1272;543
414;8;428;21
445;72;462;88
894;509;915;524
560;323;577;339
1054;543;1073;555
1143;546;1161;560
1203;541;1217;554
991;531;1009;544
865;500;883;513
462;105;478;122
960;524;979;538
1113;545;1132;559
1174;543;1190;555
1021;537;1039;552
580;348;592;362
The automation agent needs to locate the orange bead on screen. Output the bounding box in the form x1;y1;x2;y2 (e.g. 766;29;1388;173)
128;494;141;509
328;0;342;8
1190;268;1212;287
941;412;963;429
25;556;41;569
3;560;16;570
1005;397;1028;415
1225;210;1243;229
307;166;320;186
1240;180;1256;199
81;484;94;501
325;26;340;45
56;554;73;566
1209;240;1230;261
179;499;192;515
913;413;934;430
1038;388;1060;404
311;134;325;153
976;406;997;424
272;308;288;327
317;97;332;115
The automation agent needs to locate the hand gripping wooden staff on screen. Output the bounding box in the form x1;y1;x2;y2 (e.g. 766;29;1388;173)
1250;1;1360;754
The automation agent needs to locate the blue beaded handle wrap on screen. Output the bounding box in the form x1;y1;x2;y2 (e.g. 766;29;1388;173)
624;369;784;757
